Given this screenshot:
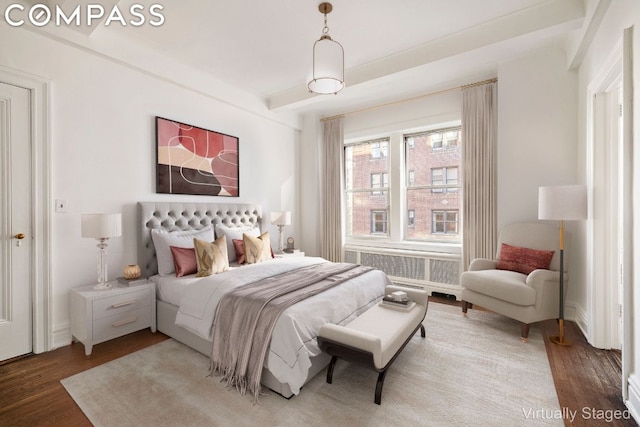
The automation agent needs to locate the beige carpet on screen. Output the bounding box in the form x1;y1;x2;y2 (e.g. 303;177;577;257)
61;302;562;426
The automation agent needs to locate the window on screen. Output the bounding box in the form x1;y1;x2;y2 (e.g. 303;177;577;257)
432;210;459;234
371;211;388;234
344;127;461;245
431;167;458;193
370;172;388;195
345;138;390;238
431;133;443;150
405;128;462;243
370;140;388;158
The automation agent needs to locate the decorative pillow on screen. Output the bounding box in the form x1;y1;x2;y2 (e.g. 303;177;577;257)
214;224;261;263
232;239;246;264
170;246;197;277
151;226;214;276
194;236;229;277
496;243;555;275
243;231;272;264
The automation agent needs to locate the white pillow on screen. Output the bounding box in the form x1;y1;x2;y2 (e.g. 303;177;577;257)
214;223;260;262
151;226;214;276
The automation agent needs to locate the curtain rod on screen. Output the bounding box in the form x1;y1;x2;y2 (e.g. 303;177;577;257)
320;77;497;122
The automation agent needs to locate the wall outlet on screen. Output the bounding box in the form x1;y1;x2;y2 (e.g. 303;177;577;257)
55;199;67;213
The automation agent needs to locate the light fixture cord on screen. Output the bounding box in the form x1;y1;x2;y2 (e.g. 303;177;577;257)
323;13;329;34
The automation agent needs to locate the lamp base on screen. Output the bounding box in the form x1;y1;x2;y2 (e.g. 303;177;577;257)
549;335;573;346
550;319;572;346
93;282;112;290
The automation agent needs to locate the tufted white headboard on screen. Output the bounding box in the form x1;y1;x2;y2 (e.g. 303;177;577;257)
137;202;262;278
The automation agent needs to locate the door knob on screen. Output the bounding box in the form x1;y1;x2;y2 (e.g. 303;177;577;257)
14;233;25;247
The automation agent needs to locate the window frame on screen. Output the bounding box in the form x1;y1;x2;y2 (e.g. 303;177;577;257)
343;121;462;255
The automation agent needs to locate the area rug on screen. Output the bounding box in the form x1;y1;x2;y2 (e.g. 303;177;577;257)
61;302;562;426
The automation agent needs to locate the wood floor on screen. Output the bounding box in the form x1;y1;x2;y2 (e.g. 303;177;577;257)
0;301;636;427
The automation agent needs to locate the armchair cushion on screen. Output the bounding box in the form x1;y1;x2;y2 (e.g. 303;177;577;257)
460;269;536;306
496;243;555;275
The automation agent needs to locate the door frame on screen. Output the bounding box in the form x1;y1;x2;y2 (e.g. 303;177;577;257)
0;65;51;354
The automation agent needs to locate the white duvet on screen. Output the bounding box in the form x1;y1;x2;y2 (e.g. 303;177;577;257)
175;256;388;394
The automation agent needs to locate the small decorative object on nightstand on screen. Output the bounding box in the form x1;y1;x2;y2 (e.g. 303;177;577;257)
123;264;141;280
284;237;295;253
70;281;156;356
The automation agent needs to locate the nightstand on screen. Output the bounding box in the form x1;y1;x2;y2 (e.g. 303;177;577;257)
275;251;305;258
70;281;156;356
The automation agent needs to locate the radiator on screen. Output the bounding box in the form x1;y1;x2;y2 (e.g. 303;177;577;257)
345;248;462;298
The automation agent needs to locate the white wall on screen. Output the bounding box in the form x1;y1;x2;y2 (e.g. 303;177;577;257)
497;46;579;228
0;24;301;348
496;45;581;316
577;0;640;421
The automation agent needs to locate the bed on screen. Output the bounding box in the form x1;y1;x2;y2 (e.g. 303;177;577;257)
137;202;389;398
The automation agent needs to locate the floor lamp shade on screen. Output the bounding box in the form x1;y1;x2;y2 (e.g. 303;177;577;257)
538;185;587;346
538;185;587;221
81;213;122;289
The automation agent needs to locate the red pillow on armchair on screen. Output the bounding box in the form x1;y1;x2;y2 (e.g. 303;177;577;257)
496;243;555;275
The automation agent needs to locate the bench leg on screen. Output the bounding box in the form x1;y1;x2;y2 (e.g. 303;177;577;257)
420;324;425;338
375;369;388;405
327;356;338;384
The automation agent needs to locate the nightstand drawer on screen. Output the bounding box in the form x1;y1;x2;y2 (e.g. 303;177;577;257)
92;288;152;320
93;306;151;342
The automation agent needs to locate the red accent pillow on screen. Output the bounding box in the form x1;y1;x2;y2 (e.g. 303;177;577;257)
232;239;246;264
496;243;554;275
170;246;197;277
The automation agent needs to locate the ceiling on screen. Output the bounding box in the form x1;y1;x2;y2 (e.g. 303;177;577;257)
23;0;588;118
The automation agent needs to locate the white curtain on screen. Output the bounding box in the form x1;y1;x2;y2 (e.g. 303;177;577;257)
320;117;344;262
462;81;498;269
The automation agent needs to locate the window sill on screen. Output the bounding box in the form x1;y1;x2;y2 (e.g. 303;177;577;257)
345;240;461;257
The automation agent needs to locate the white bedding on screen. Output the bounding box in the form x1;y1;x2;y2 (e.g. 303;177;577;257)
173;256;388;394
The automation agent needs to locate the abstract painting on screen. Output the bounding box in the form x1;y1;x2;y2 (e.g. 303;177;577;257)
156;117;239;197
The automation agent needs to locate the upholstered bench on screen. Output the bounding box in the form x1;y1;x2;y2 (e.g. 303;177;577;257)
317;285;428;404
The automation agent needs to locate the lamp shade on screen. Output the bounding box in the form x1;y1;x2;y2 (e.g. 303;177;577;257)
81;213;122;239
270;211;291;226
308;35;345;94
538;185;587;220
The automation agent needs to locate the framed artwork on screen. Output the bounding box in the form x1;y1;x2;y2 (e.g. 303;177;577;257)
156;116;239;197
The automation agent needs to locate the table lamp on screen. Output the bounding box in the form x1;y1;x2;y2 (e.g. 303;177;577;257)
82;213;122;290
270;211;291;254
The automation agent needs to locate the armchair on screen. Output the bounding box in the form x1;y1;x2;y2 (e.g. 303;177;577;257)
460;222;566;341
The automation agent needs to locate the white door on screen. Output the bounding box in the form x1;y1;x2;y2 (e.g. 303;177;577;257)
0;82;32;361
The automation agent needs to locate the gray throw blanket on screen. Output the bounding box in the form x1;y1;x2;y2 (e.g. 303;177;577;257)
209;262;373;401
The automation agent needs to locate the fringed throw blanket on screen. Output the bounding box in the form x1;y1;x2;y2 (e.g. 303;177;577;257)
209;262;372;401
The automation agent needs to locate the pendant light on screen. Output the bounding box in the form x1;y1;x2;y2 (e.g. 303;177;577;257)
308;2;345;95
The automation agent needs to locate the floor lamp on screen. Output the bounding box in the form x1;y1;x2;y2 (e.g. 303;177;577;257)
538;185;587;346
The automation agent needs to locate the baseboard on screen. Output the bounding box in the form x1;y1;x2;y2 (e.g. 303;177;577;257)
565;301;589;341
626;374;640;424
51;321;72;351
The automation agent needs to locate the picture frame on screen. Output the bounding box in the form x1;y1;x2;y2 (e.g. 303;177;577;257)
155;116;239;197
